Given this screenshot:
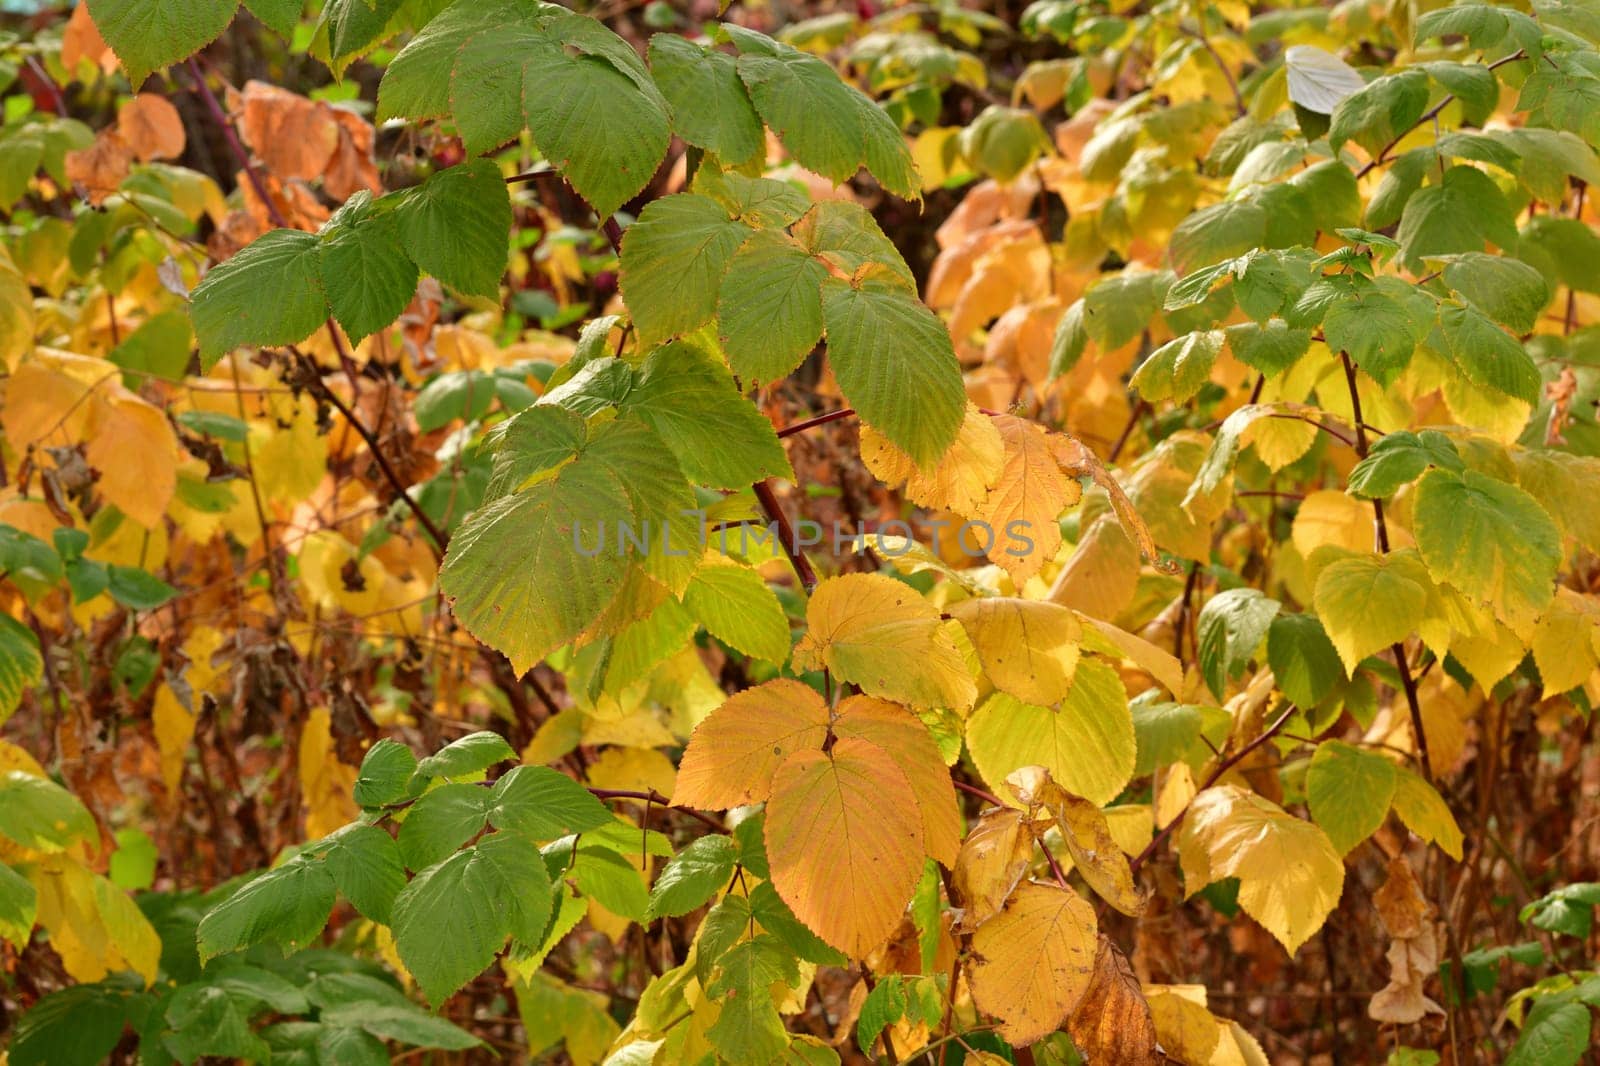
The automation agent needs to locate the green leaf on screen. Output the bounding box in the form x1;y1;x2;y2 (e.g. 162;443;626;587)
623;342;792;489
319;196;418;345
1083;269;1173;350
683;565;792;664
0;614;42;727
717;229;829;384
488;765;613;839
414;371;497;431
414;731;517;781
1306;741;1397;854
1131;330;1224;405
394;160;511;300
1441;253;1550;334
1168;201;1267;277
1423;61;1499;125
380;0;509;121
392;832;552;1005
243;0;300;38
110;309;194;383
647;35;765;166
197;858;337;963
693;169;811;229
618;194;751;346
106;566;176;610
439;427;635;675
647;835;738;919
1436;302;1542;404
1329;69;1429;157
1412;468;1562;628
86;0;239;86
354;739;418;808
1507;999;1591;1066
1266;614;1344;710
1517;217;1600;295
327;1002;482;1051
705;935;799;1065
570;846;649;920
1323;283;1424;387
318;823;405;924
1397;165;1519;271
0;861;36;948
1347;430;1463;500
0;770;97;851
821;267;965;467
312;1027;388;1066
1521;883;1600;939
729;28;918;198
190;229;327;368
397;783;492;870
1225;319;1312;377
1196;588;1280;699
9;983;140;1066
748;880;847;966
163;984;271;1063
521;18;671;219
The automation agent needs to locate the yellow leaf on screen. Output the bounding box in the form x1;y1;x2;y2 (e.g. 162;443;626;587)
953;807;1035;928
84;391;178;529
1075;613;1188;698
981;414;1080;581
1239;408;1318;471
947;596;1081;706
791;574;976;711
1312;552;1427;675
861;403;1003;518
151;684;193;794
1046;514;1141;621
1006;766;1146;916
673;680;830;810
523;707;584;767
1145;985;1223;1066
1155;762;1196;829
585;747;677;801
765;736;925;957
1532;589;1600;696
833;696;961;866
299;707;358;840
1178;786;1344;954
968;881;1098;1044
1291;489;1376;558
1104;804;1154;857
30;856;161;985
966;659;1135;805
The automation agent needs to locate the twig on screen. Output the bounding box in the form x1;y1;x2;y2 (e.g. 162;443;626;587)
1355;50;1528;178
751;479;819;593
588;788;730;834
1130;703;1298;873
777;407;856;438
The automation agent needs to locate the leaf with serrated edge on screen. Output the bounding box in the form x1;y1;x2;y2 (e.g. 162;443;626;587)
674;680;830;809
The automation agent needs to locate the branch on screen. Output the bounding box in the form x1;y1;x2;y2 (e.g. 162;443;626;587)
1129;703;1298;873
1355;50;1528;179
751;479;820;593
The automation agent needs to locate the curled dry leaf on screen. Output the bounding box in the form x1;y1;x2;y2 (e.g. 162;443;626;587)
1067;937;1160;1066
1369;856;1445;1025
1006;765;1147;916
953;807;1035;929
65;127;133;205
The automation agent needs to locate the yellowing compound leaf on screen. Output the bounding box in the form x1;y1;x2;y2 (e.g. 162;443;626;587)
673;680;830;810
833;696;961;867
968;881;1098;1044
1178;786;1344;954
765;736;925;957
980;414;1080;581
860;403;1003;518
792;574;975;711
966;659;1135;806
947;596;1081;706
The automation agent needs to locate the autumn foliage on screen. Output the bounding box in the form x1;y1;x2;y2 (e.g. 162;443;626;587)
2;0;1600;1064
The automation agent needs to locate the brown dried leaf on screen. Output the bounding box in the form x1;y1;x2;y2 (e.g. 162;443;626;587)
1068;938;1161;1066
236;81;340;182
118;93;186;162
65;128;133;205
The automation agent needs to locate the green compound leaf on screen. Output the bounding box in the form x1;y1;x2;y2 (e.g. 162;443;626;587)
1346;429;1462;500
683;564;793;664
648;35;766;167
488;765;614;839
1440;252;1551;334
1412;468;1562;629
197;858;338;963
1397;165;1519;271
439;408;637;675
413;730;517;781
392;832;554;1005
317;823;406;925
619;193;751;347
623;341;792;489
647;835;738;919
87;0;239;87
319;194;419;345
393;160;512;300
717;229;829;384
821;267;966;468
725;25;918;199
1329;68;1429;157
1436;302;1543;405
190;229;326;368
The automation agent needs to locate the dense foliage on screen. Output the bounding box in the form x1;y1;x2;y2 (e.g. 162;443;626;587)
2;0;1600;1062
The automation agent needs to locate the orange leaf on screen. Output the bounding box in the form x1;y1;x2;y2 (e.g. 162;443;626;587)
672;679;829;810
833;696;961;866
